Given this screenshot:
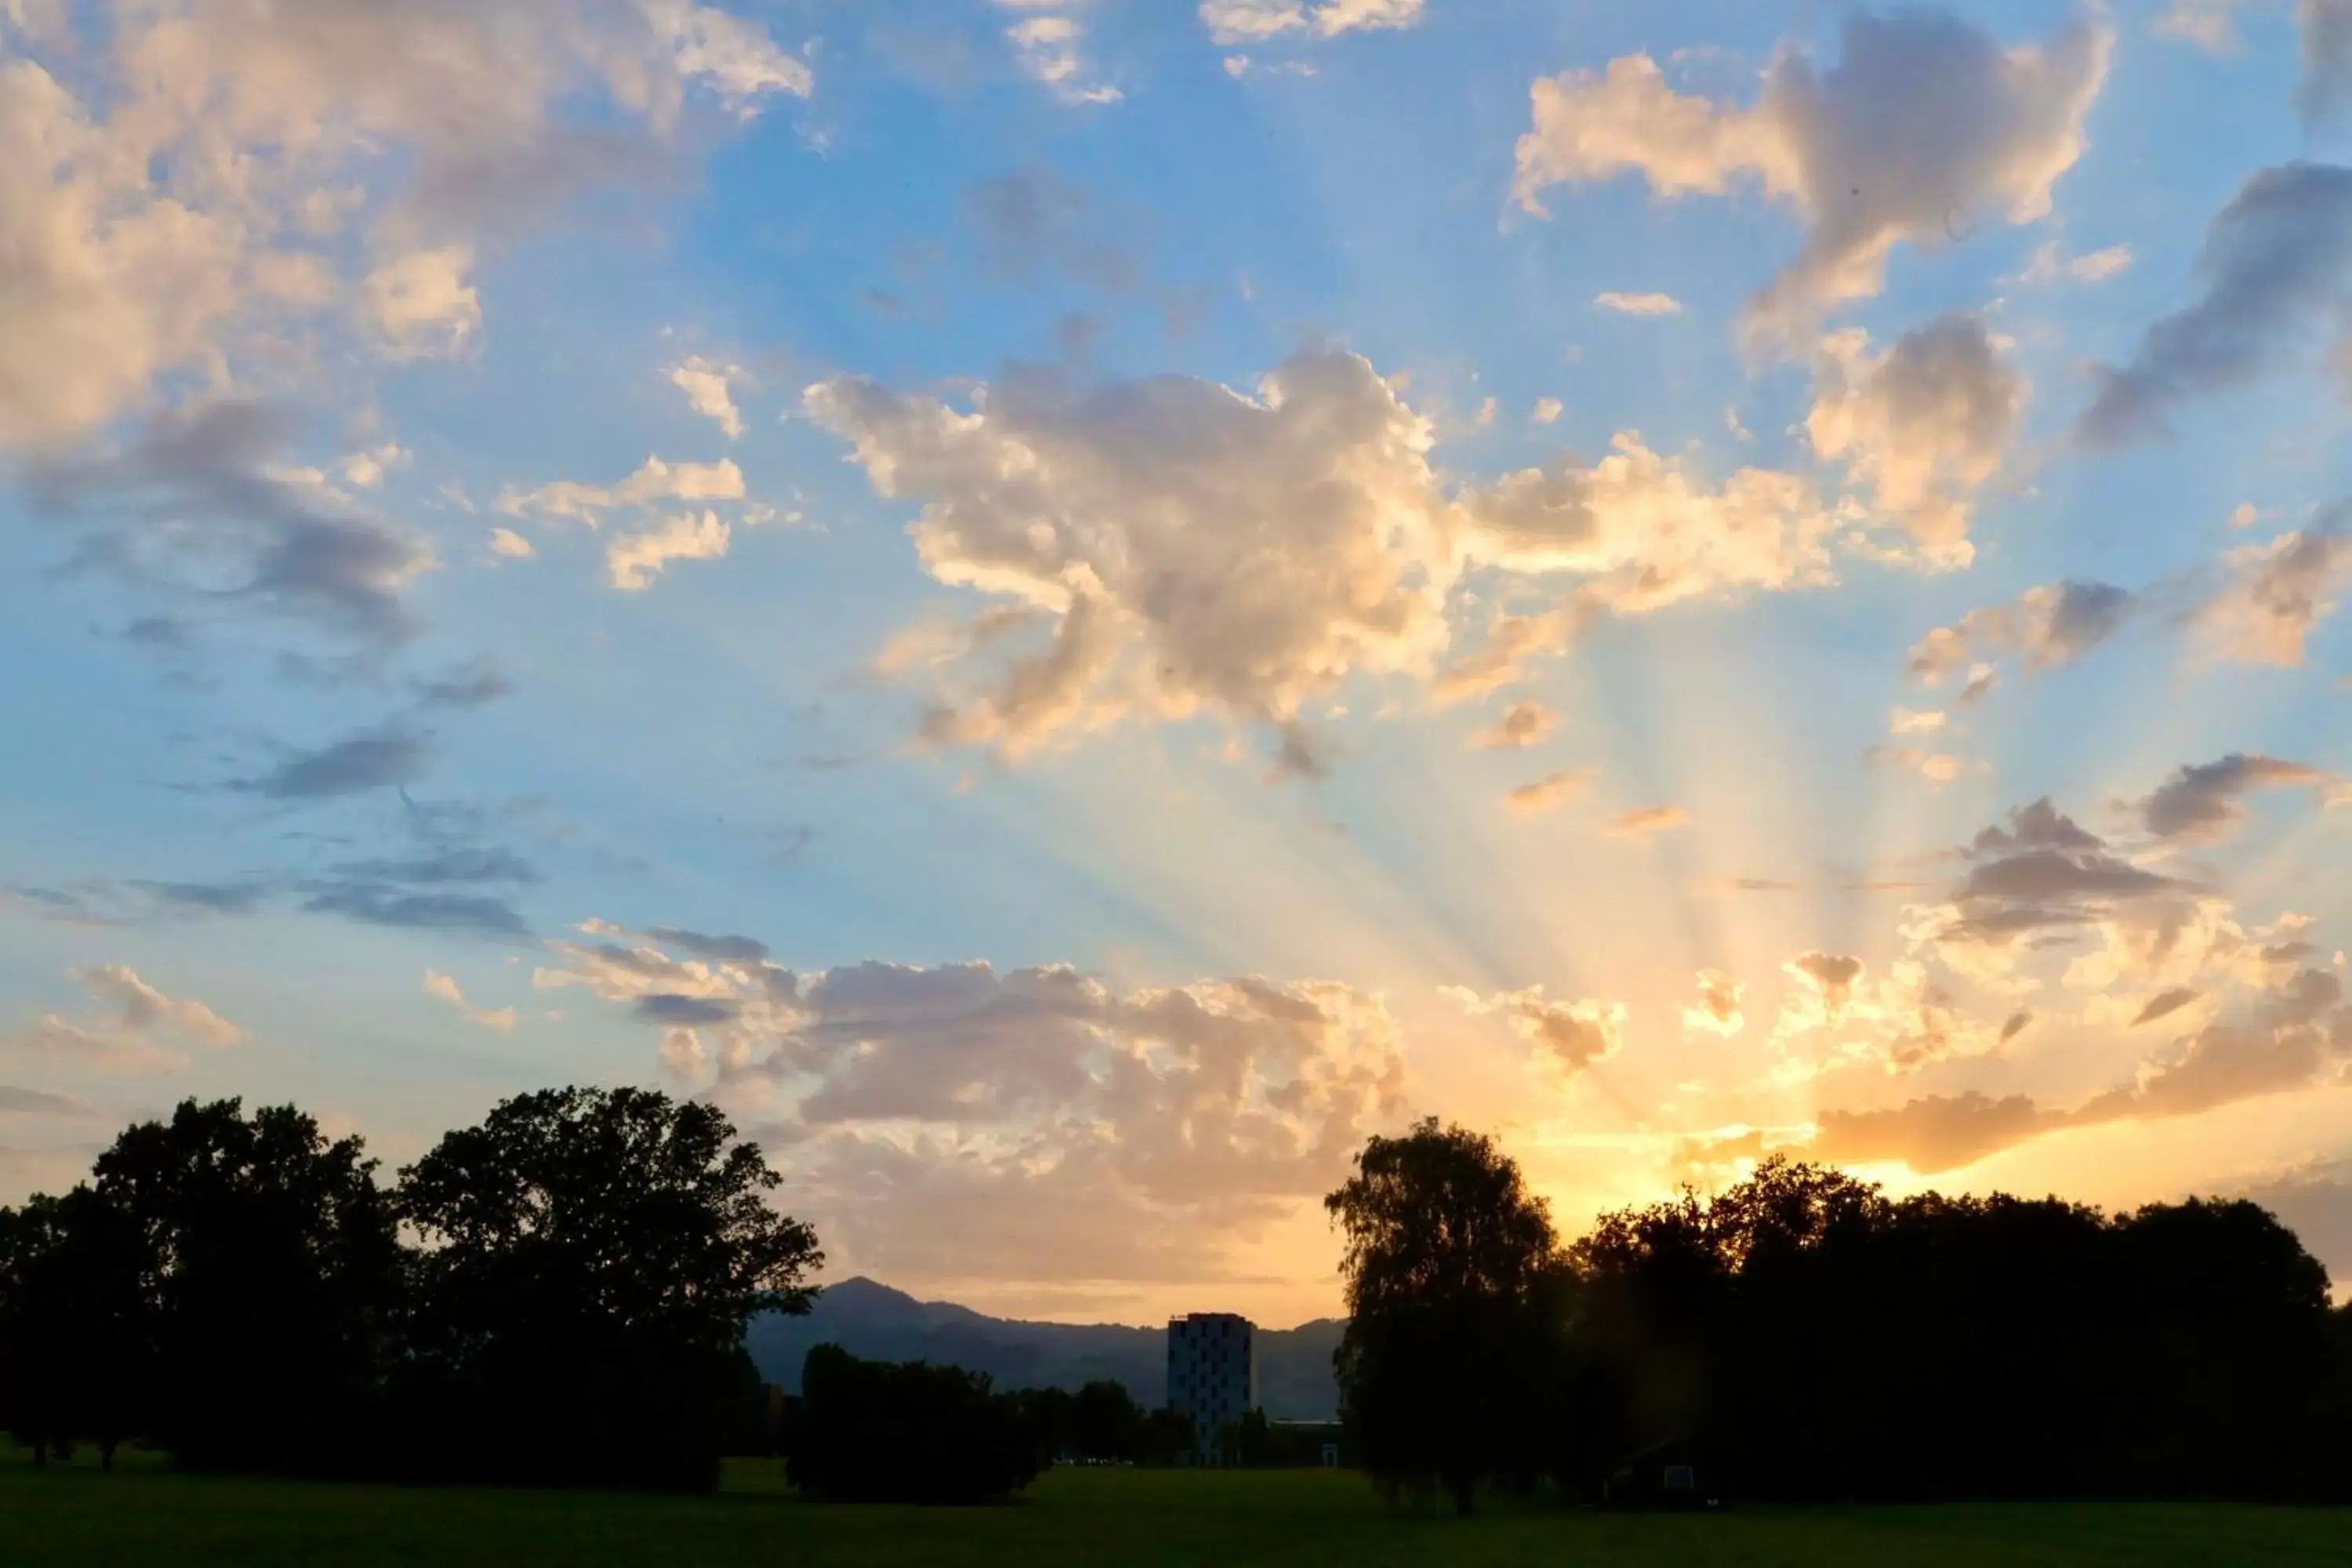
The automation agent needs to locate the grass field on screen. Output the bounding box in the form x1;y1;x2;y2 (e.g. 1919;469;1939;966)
5;1451;2351;1566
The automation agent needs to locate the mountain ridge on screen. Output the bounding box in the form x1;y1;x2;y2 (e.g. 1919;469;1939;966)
746;1277;1344;1421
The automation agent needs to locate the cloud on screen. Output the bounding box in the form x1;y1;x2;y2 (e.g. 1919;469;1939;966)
413;661;514;710
7;965;242;1074
237;729;434;800
541;928;1410;1287
498;455;747;527
1462;435;1839;612
634;993;742;1025
1000;9;1120;104
2078;164;2352;447
646;927;771;963
1505;768;1591;814
1869;745;1964;784
1515;11;2111;343
332;848;539;885
1534;397;1565;425
1478;700;1559;749
670;355;751;438
489;528;537;559
2022;240;2133;285
808;349;1460;761
1200;0;1425;46
1890;707;1946;735
31;401;436;645
0;0;808;452
1811;1091;2056;1173
2133;753;2337;842
2195;528;2352;666
817;347;1857;763
1907;579;2136;685
302;885;529;936
1684;971;1744;1036
1607;805;1688;838
1443;984;1624;1073
965;169;1136;290
421;970;517;1032
608;510;731;590
363;245;481;358
1808;314;2026;564
2133;986;2204;1026
0;1087;93;1118
1595;291;1682;316
340;444;411;488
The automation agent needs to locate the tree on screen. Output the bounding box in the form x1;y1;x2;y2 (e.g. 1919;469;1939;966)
1326;1118;1568;1512
91;1099;402;1472
788;1345;1046;1502
394;1086;822;1491
0;1189;148;1465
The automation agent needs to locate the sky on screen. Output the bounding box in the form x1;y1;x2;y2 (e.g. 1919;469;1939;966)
6;0;2352;1328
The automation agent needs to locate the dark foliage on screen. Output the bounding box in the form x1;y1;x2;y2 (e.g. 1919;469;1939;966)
391;1087;823;1491
1563;1158;2352;1504
1327;1118;1568;1513
787;1344;1047;1503
0;1087;819;1494
93;1101;405;1472
1011;1377;1167;1463
0;1189;147;1465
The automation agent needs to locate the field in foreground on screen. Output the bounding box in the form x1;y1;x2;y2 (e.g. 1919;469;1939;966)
5;1454;2351;1566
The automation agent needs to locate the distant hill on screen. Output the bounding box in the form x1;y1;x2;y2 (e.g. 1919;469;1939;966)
746;1277;1343;1421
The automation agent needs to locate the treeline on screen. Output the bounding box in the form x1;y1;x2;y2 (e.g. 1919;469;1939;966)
1331;1120;2352;1511
0;1088;819;1491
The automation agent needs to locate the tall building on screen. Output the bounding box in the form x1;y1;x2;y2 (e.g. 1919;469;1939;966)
1166;1312;1258;1463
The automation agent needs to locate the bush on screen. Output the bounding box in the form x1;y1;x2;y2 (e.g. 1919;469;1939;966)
787;1345;1046;1504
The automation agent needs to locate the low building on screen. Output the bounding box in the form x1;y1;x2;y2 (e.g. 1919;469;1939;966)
1166;1312;1258;1464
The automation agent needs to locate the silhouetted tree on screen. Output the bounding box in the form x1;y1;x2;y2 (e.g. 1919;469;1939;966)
789;1344;1046;1502
1327;1118;1568;1512
1069;1379;1149;1461
91;1099;401;1472
0;1189;147;1465
394;1086;821;1491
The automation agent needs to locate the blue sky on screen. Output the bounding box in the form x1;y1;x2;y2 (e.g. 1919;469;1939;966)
7;0;2352;1323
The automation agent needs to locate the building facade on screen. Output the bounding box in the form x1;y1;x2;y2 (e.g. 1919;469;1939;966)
1166;1312;1258;1463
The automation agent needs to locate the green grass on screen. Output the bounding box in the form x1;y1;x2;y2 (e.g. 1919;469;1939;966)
4;1451;2350;1566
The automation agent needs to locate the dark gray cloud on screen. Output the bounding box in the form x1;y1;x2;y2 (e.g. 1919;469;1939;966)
301;884;528;935
33;401;434;644
633;993;742;1025
2303;0;2352;125
126;879;271;913
412;661;514;710
647;927;771;964
964;169;1137;292
237;730;433;800
2133;753;2332;842
330;848;538;885
0;1086;95;1117
1958;848;2179;903
1812;1091;2057;1174
2133;986;2204;1026
1971;797;2105;857
2078;163;2352;447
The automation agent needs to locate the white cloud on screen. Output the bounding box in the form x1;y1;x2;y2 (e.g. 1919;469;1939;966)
1890;706;1947;735
339;443;410;488
1533;397;1564;425
1002;8;1121;104
608;509;731;590
2024;239;2133;284
1515;12;2111;344
7;964;241;1074
488;527;537;559
0;0;809;452
1200;0;1425;45
363;245;481;358
422;970;517;1032
499;454;747;527
1908;579;2136;686
537;927;1411;1289
1595;291;1682;316
669;355;751;438
1808;315;2026;565
1505;768;1591;813
2197;528;2352;666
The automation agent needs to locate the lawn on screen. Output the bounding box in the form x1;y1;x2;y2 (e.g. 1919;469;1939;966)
4;1452;2350;1566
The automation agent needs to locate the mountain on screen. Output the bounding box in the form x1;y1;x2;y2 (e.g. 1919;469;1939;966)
746;1278;1344;1421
